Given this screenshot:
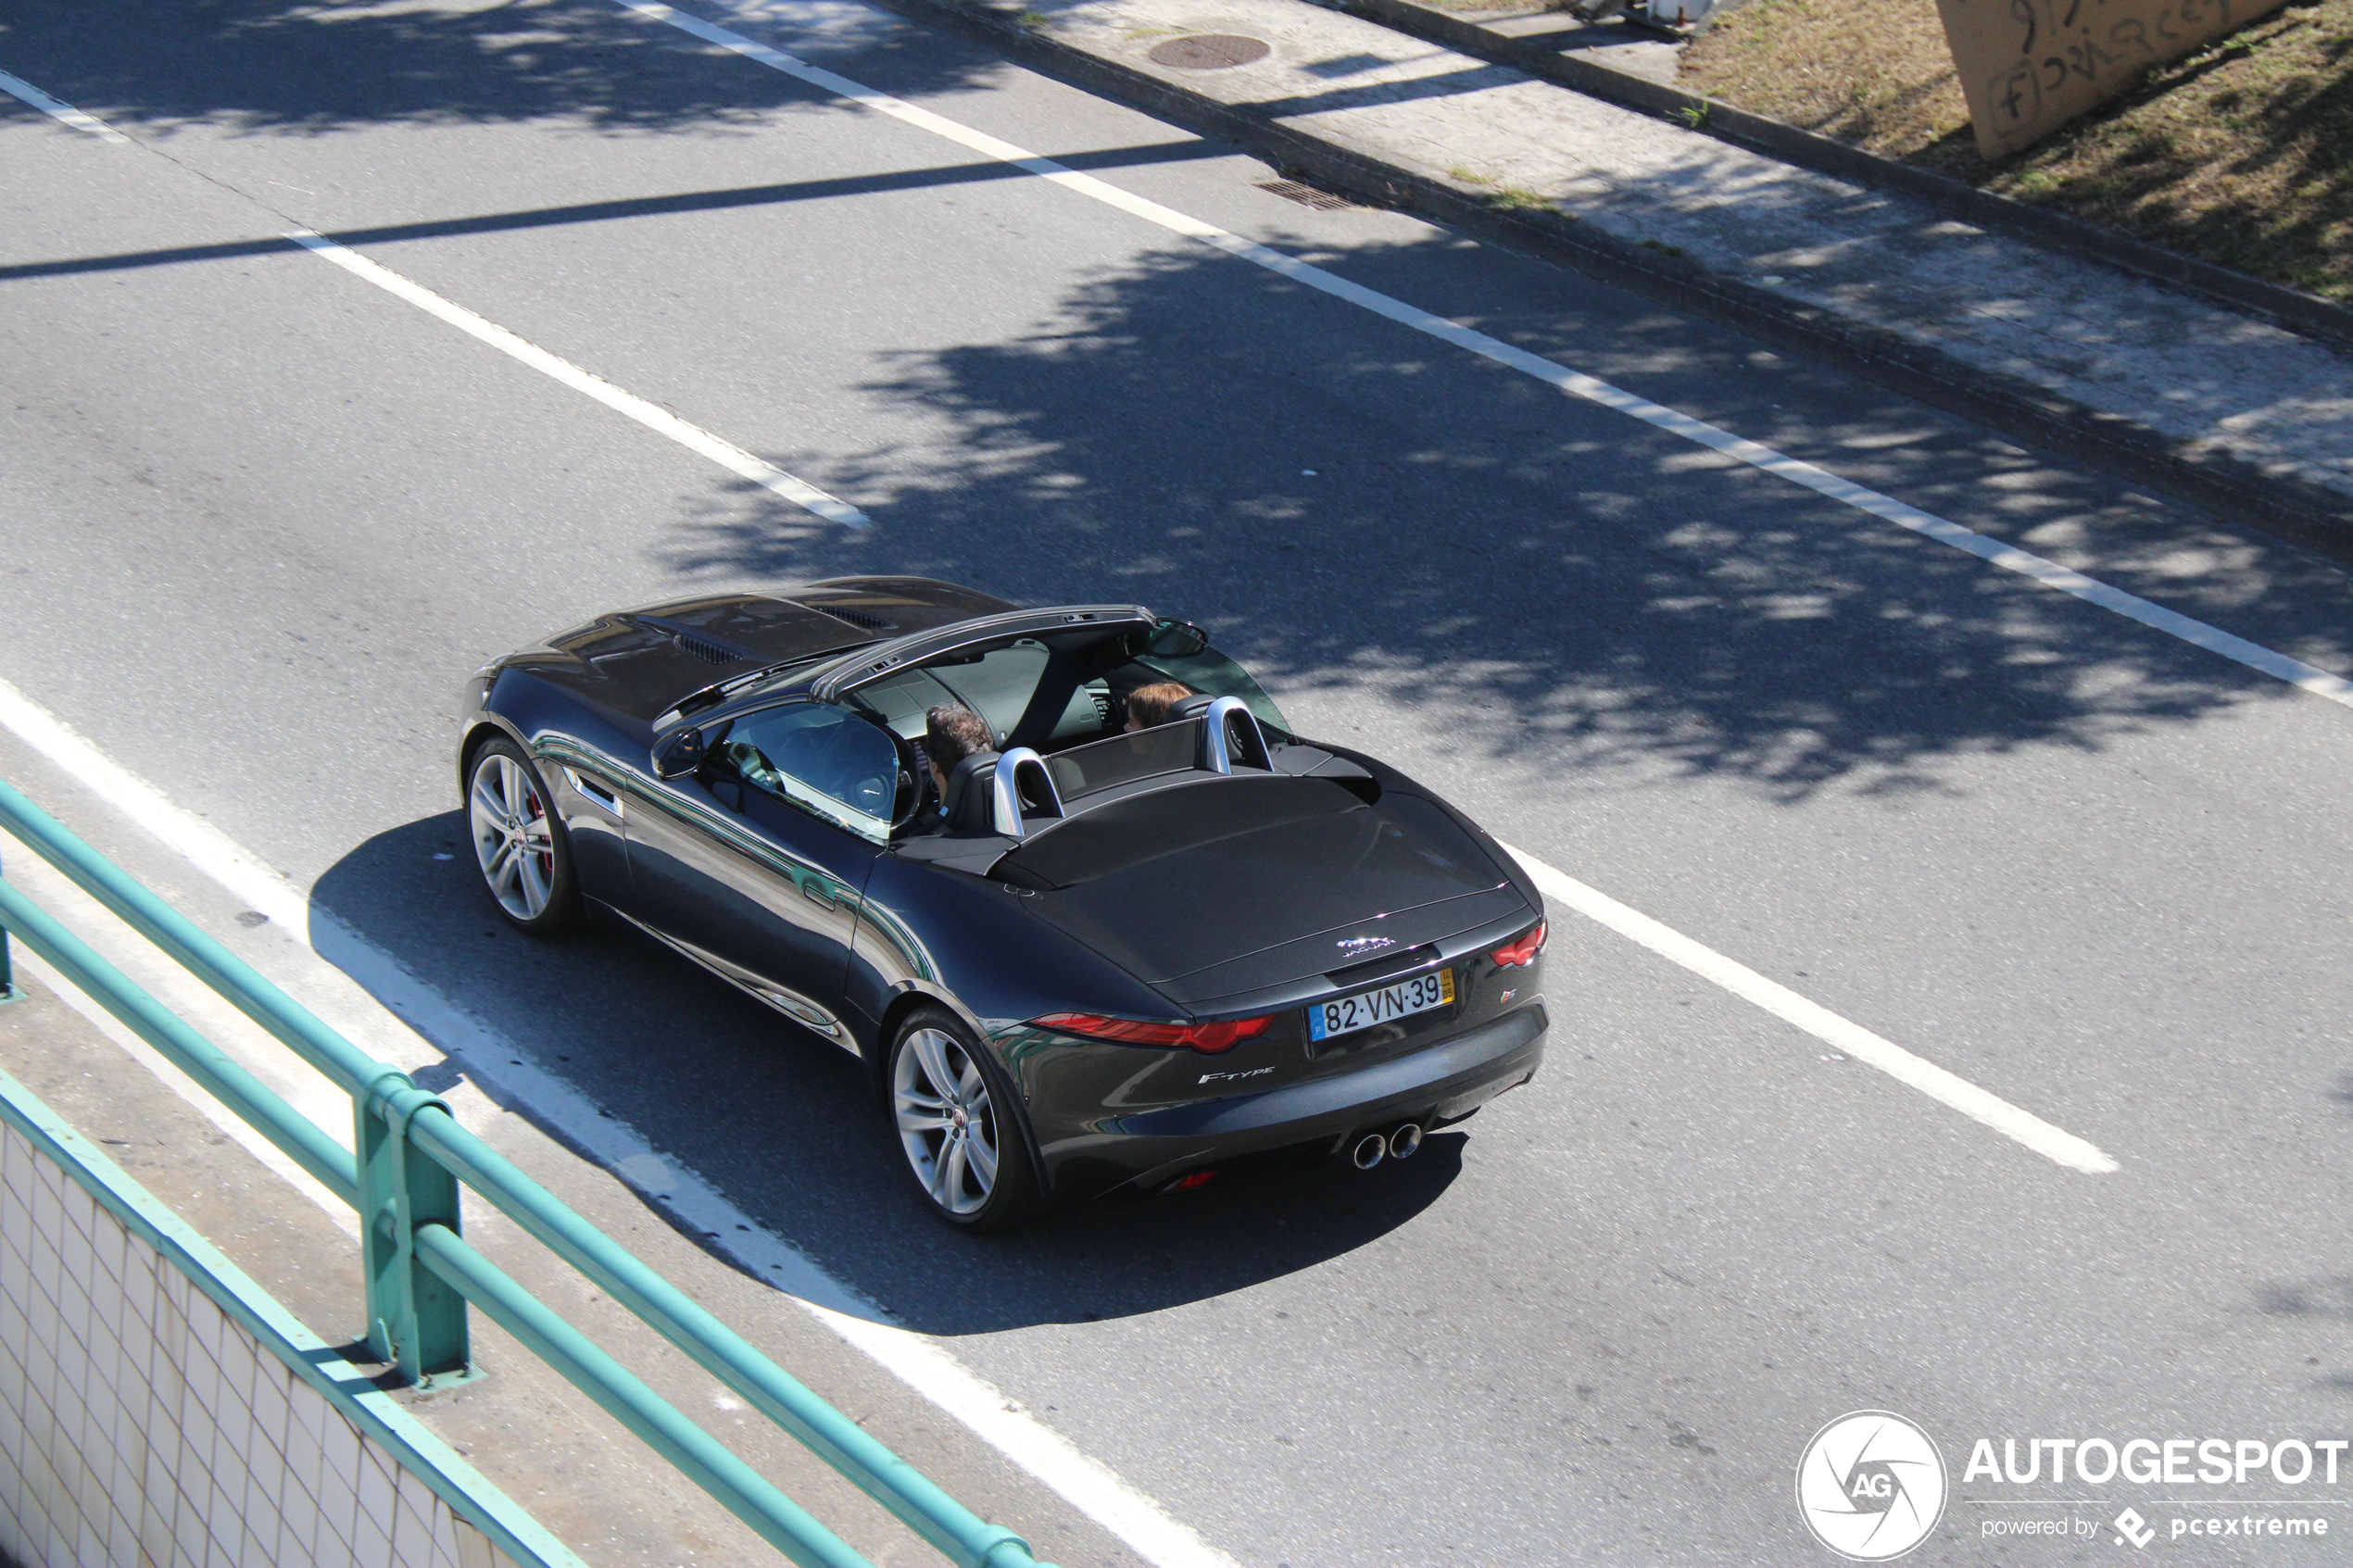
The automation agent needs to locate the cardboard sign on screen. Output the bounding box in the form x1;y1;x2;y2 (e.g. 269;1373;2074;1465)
1935;0;2284;157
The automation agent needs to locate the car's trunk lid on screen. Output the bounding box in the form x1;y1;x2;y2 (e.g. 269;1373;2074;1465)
999;775;1522;1005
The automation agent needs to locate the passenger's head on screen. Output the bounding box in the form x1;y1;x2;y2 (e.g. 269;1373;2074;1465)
1124;681;1195;733
922;705;994;784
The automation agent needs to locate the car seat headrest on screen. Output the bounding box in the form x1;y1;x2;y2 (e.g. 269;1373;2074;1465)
1165;693;1219;723
941;751;1000;833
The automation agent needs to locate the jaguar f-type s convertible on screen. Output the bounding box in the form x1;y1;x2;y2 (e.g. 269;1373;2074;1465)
458;578;1548;1228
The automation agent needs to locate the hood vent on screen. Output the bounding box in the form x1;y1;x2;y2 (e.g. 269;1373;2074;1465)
671;632;742;665
815;604;896;633
618;614;755;665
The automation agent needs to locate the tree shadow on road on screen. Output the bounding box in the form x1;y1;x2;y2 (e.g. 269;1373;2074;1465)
649;237;2353;805
0;0;991;137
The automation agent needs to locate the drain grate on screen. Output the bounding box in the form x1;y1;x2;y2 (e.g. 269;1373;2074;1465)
1147;33;1271;69
1256;179;1368;212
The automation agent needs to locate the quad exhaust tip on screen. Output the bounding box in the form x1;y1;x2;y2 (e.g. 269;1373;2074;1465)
1388;1123;1423;1161
1350;1133;1388;1170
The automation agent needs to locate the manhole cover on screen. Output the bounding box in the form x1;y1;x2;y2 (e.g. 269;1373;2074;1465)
1147;33;1271;69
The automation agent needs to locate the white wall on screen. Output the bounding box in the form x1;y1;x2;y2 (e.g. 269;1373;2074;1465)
0;1097;572;1568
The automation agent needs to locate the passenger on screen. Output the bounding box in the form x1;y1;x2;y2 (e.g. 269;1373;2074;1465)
921;704;994;807
1123;681;1195;733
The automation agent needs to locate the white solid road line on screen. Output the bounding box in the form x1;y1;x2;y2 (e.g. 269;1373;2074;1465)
1500;845;2119;1175
0;673;1240;1568
625;0;2353;718
285;232;869;528
0;66;866;530
0;69;131;143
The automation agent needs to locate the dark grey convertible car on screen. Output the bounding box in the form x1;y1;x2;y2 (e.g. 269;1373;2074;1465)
458;578;1548;1228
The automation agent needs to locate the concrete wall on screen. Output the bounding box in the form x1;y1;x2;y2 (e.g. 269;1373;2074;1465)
0;1074;580;1568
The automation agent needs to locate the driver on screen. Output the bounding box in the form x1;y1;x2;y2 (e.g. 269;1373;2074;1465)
921;704;994;808
1123;681;1195;733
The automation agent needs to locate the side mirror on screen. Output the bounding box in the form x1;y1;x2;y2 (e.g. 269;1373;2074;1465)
651;727;706;780
1145;619;1209;659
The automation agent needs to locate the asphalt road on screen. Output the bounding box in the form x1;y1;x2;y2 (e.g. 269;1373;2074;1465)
6;2;2353;1563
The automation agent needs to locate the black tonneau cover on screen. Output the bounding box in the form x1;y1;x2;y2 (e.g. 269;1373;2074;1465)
999;774;1365;890
998;776;1517;995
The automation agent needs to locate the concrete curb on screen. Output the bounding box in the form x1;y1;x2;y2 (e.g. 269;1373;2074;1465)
853;0;2353;558
1328;0;2353;353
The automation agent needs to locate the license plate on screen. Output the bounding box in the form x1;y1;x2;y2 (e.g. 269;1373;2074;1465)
1307;967;1455;1041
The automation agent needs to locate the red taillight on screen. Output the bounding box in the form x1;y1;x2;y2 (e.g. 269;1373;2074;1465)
1491;921;1547;968
1032;1011;1274;1054
1166;1170;1219;1192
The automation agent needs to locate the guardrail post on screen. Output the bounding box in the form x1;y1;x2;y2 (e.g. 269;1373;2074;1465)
359;1072;472;1386
0;851;17;1006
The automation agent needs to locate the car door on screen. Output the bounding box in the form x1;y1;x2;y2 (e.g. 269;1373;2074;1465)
623;700;900;1052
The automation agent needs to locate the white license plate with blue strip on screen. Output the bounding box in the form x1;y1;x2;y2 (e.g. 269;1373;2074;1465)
1307;968;1455;1041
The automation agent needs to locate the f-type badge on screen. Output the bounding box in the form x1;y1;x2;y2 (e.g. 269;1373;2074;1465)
1334;935;1396;958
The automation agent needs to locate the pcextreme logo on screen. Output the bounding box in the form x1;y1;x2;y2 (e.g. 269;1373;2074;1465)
1796;1411;1950;1561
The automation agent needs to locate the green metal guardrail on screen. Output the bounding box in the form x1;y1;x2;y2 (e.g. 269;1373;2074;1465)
0;776;1057;1568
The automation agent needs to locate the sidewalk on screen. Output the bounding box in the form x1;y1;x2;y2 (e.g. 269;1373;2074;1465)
878;0;2353;547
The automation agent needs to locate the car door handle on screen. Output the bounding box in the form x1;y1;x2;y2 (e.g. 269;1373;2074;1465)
802;881;836;909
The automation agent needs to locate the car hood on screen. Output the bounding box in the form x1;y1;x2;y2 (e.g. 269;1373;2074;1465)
523;583;1015;725
998;776;1529;1007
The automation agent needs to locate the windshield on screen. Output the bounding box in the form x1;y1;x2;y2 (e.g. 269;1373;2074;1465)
1112;647;1288;733
838;621;1290;755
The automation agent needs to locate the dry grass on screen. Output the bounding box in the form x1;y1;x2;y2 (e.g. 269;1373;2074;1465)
1680;0;2353;298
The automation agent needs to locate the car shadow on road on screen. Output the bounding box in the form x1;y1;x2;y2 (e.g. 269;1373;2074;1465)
313;812;1465;1336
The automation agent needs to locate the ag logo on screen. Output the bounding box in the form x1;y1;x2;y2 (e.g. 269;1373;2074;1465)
1795;1411;1948;1561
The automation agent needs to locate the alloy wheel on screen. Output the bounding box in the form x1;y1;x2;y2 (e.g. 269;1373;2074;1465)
892;1027;1000;1216
470;751;556;921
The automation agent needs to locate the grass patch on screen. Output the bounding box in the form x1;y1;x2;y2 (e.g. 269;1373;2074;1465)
1451;165;1496;183
1491;185;1554;209
1680;0;2353;299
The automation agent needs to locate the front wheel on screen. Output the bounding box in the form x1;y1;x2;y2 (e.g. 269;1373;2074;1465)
887;1008;1043;1231
466;738;584;934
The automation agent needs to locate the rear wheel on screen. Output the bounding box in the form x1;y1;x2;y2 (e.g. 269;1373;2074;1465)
466;738;583;934
887;1008;1043;1231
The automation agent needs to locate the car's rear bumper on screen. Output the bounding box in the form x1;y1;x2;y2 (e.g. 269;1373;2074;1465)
1036;1003;1546;1200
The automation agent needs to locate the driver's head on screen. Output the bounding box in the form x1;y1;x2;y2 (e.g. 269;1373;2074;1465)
1123;682;1194;733
922;704;994;785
